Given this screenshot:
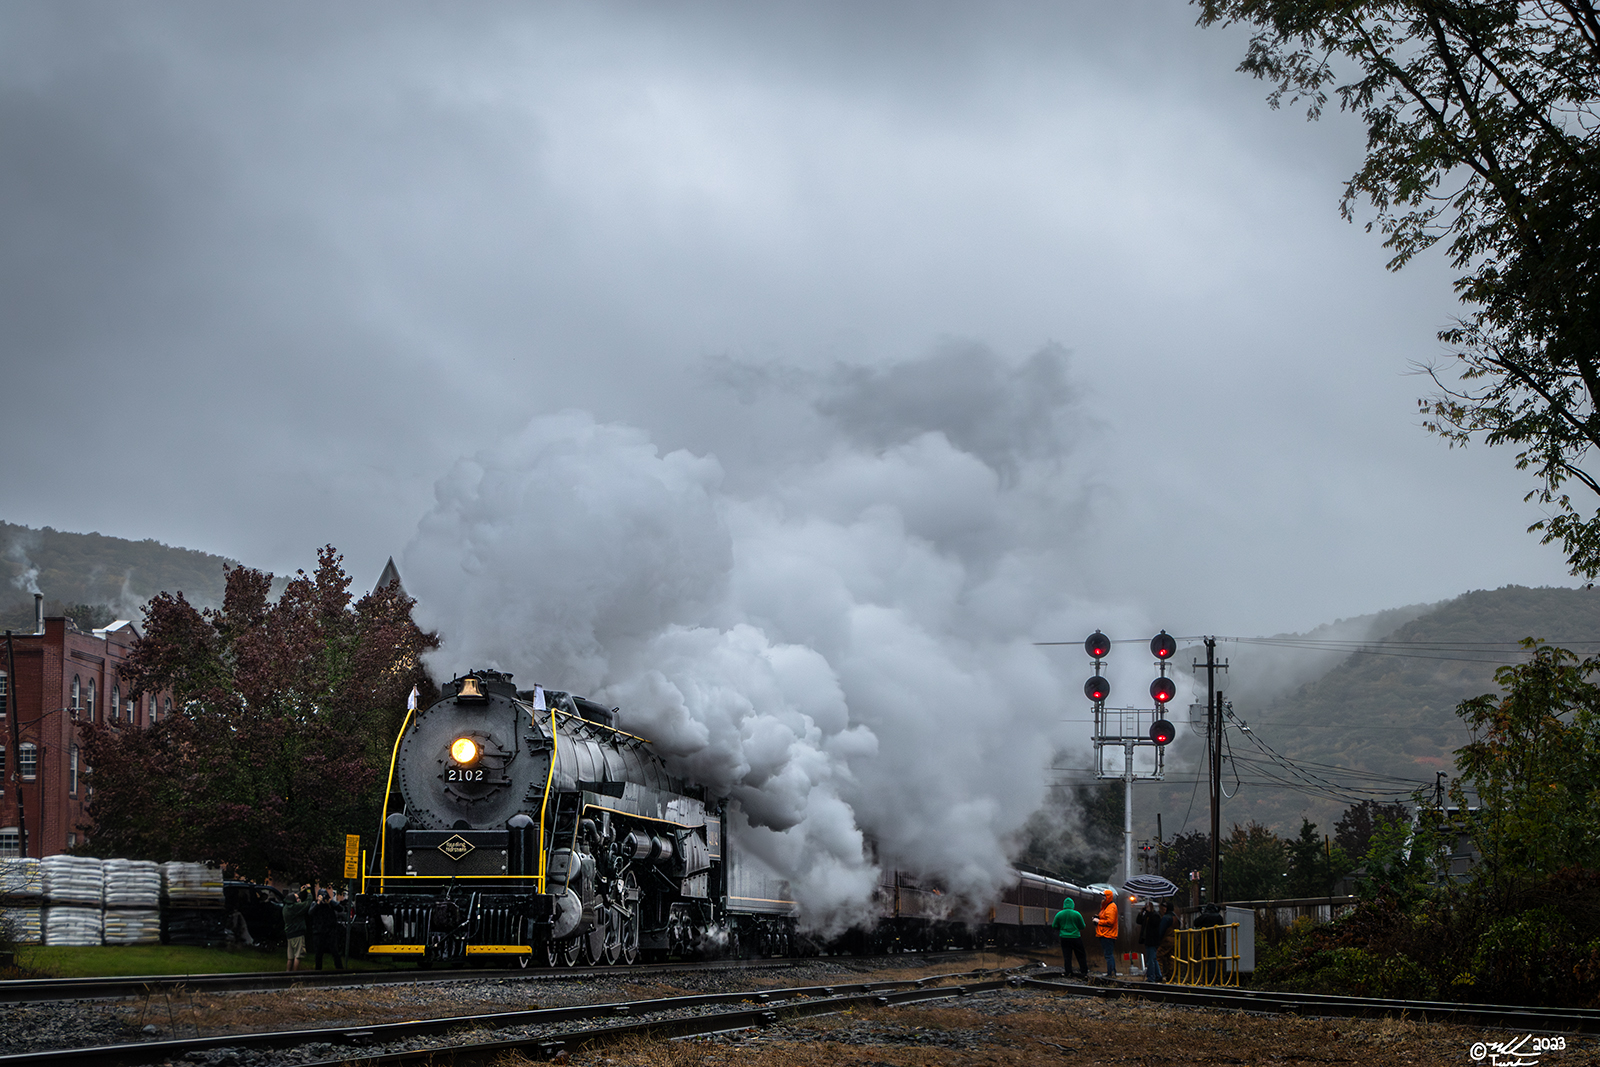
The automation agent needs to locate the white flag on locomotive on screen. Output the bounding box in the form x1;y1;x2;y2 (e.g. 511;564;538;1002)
531;685;546;711
407;684;419;711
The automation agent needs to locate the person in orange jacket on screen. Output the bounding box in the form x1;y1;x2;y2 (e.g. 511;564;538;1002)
1094;888;1119;976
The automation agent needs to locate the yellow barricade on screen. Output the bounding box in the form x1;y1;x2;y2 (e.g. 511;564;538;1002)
1171;922;1241;986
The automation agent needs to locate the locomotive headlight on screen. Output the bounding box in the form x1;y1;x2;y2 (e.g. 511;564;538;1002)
451;737;480;765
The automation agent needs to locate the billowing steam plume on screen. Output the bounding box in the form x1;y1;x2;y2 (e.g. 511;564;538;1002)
403;343;1146;927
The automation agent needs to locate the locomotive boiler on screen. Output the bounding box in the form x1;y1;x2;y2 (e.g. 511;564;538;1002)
356;669;797;967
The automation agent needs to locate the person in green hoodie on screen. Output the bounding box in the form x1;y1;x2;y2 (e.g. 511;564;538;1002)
1051;895;1088;979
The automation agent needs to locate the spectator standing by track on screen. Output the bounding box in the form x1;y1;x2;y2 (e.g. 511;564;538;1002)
1157;902;1178;981
1094;889;1119;977
309;890;344;970
282;892;311;972
1135;900;1165;982
1051;896;1088;979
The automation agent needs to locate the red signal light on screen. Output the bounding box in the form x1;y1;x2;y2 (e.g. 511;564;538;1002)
1150;677;1176;704
1085;631;1111;659
1084;676;1110;702
1149;719;1175;745
1150;631;1176;660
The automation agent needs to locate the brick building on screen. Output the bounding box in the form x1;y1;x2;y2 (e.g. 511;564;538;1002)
1;597;171;857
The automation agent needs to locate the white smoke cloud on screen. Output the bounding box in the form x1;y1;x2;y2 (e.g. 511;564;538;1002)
404;344;1138;924
7;534;41;597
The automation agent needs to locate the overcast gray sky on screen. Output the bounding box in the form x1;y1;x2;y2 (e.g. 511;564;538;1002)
6;0;1580;899
2;1;1570;640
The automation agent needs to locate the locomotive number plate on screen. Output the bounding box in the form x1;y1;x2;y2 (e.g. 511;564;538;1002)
446;768;486;782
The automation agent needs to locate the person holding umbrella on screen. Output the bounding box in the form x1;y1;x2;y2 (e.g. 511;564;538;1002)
1121;874;1180;981
1135;899;1167;982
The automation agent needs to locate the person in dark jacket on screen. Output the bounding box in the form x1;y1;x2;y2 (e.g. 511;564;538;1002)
1134;900;1168;982
1157;901;1178;981
309;890;344;970
1050;896;1088;978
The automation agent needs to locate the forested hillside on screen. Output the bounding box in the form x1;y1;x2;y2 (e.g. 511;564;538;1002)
1154;585;1600;839
0;521;238;630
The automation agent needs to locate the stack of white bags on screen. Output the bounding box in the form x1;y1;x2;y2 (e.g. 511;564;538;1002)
161;862;223;907
42;856;103;906
103;859;161;907
0;857;42;945
42;856;104;945
102;859;161;945
43;906;103;946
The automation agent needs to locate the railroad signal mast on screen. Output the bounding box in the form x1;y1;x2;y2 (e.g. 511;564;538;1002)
1086;630;1177;884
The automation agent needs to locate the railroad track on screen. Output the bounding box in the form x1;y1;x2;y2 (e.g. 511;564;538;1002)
0;952;969;1003
0;966;1014;1067
1019;975;1600;1034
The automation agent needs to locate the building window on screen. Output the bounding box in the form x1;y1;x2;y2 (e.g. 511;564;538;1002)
66;832;76;849
164;696;172;718
126;694;135;725
19;742;36;780
71;675;81;718
147;694;157;724
0;829;17;859
0;745;5;795
69;744;79;797
86;678;95;721
111;684;120;722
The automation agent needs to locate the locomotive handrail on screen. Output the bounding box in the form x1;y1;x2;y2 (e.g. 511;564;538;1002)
546;704;653;745
538;701;557;893
377;706;416;895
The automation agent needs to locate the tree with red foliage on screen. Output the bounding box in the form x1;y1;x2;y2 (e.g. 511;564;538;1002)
79;547;437;882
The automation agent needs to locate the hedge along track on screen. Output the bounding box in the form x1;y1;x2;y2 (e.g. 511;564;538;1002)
1017;975;1600;1035
0;966;1018;1067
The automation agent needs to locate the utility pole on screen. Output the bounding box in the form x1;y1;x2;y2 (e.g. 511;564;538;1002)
1196;637;1227;905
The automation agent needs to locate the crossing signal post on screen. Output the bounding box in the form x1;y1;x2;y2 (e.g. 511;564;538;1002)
1084;631;1181;884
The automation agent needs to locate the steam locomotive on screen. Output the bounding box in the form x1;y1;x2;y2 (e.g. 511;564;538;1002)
354;670;1104;967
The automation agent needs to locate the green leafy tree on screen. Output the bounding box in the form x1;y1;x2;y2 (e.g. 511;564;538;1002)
1450;641;1600;901
1286;818;1355;897
79;547;437;881
1334;799;1412;861
1221;821;1289;901
1196;1;1600;575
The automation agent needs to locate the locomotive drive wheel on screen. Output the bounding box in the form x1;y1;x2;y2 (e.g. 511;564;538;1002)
558;936;582;967
600;906;622;965
618;871;640;965
540;936;558;968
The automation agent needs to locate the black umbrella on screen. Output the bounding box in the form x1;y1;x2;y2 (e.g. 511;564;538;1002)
1121;874;1179;899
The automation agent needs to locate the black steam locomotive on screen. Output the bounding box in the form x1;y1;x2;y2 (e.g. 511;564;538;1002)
356;670;796;967
354;669;1109;967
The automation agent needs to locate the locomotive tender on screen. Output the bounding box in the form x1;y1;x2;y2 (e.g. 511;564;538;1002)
356;669;1110;967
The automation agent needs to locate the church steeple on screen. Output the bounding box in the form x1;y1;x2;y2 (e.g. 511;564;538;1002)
373;556;404;596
